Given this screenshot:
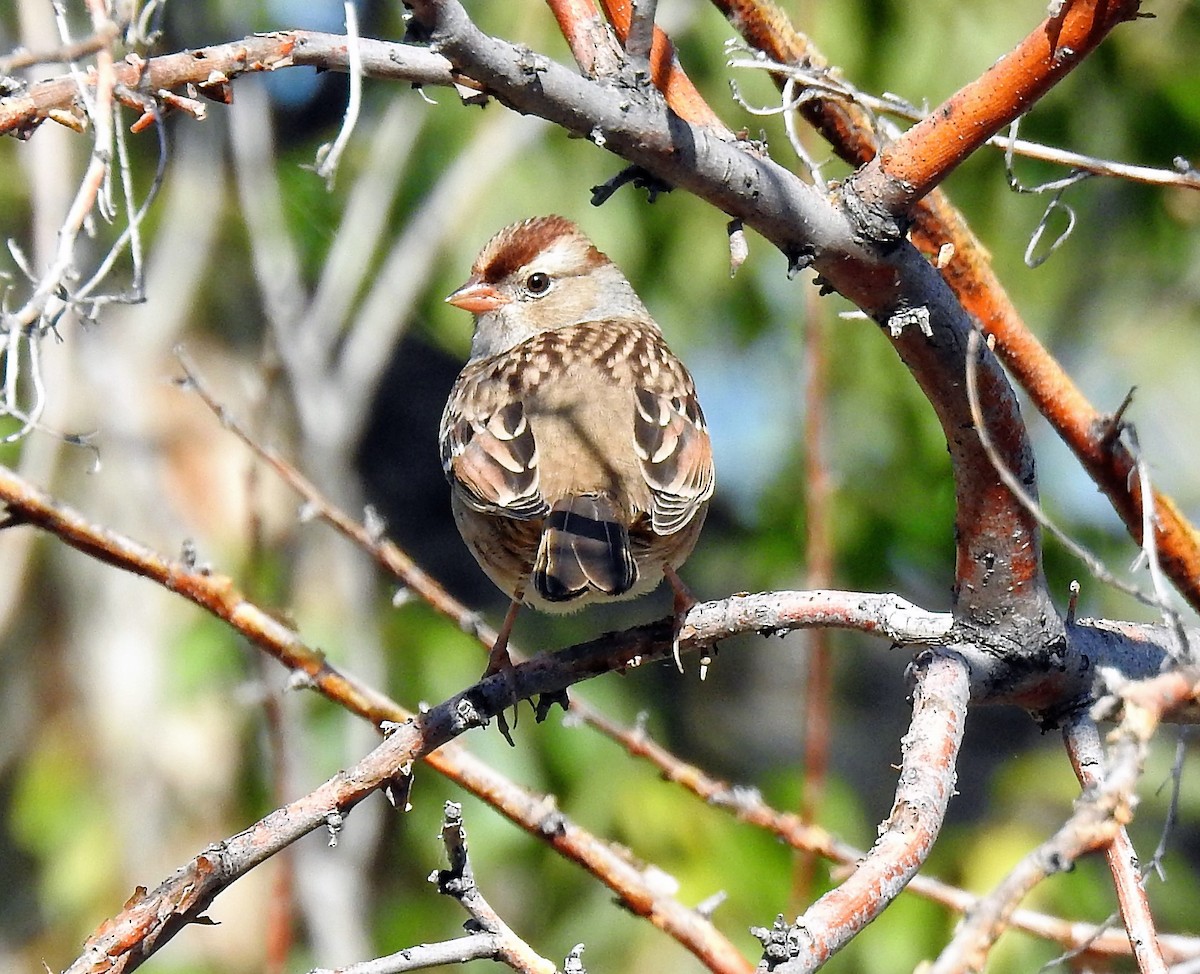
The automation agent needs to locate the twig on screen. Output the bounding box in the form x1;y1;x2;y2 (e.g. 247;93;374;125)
930;708;1153;973
428;802;557;973
793;287;834;906
0;446;767;973
312;803;558;973
719;1;1200;614
312;1;363;189
730;55;1200;192
1126;426;1191;664
846;0;1144;217
309;934;504;974
625;0;657;62
0;20;118;73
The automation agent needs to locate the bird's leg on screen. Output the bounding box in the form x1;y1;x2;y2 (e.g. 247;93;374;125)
485;595;522;677
485;593;525;746
663;564;695;674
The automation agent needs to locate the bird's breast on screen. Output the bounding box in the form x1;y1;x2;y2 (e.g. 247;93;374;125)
522;360;647;516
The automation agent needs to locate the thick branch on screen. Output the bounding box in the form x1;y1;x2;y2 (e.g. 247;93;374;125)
6;8;1068;654
757;651;970;972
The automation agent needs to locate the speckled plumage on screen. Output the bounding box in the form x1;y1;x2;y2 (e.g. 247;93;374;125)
439;217;714;613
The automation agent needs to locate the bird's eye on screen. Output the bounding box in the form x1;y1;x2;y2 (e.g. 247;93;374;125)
525;272;551;295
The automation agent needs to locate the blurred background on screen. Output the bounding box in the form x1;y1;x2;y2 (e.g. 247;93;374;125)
2;0;1199;971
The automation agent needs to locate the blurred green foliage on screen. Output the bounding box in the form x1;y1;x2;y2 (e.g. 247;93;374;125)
1;0;1199;972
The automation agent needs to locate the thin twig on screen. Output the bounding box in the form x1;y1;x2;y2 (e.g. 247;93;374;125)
313;1;363;189
727;53;1200;192
312;802;557;973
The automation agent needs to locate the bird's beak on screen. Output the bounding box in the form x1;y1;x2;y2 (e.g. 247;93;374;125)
446;279;507;314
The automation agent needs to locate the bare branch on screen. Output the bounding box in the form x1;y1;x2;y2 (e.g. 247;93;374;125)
1066;718;1167;974
755;651;970;972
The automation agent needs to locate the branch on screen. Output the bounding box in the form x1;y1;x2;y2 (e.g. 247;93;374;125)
586;708;1200;965
0;31;460;138
411;0;1063;678
313;803;559;974
1065;718;1166;974
4;6;1080;648
0;458;755;972
929;702;1156;973
845;0;1145;223
716;0;1200;615
755;651;970;972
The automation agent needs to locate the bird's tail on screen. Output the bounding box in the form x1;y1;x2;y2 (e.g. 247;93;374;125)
533;494;638;603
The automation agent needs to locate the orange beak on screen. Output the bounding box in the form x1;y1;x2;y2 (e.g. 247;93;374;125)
446;279;507;314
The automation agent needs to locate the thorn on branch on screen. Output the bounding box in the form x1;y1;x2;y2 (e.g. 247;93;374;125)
785;245;815;280
590;165;673;205
535;689;570;722
1097;387;1136;449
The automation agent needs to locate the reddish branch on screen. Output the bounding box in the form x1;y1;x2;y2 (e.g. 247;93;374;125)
3;4;1192;968
6;10;1196;620
1065;719;1167;974
851;0;1145;215
762;652;971;971
714;0;878;162
546;0;726;129
596;0;725;127
587;706;1200;965
408;0;1065;672
714;0;1200;614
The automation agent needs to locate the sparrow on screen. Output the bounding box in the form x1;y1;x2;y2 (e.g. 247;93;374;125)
439;215;715;672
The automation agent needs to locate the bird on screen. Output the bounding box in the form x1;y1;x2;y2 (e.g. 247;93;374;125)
438;215;715;674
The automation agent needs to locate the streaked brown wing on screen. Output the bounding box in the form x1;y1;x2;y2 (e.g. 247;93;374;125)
440;396;548;520
633;384;715;536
